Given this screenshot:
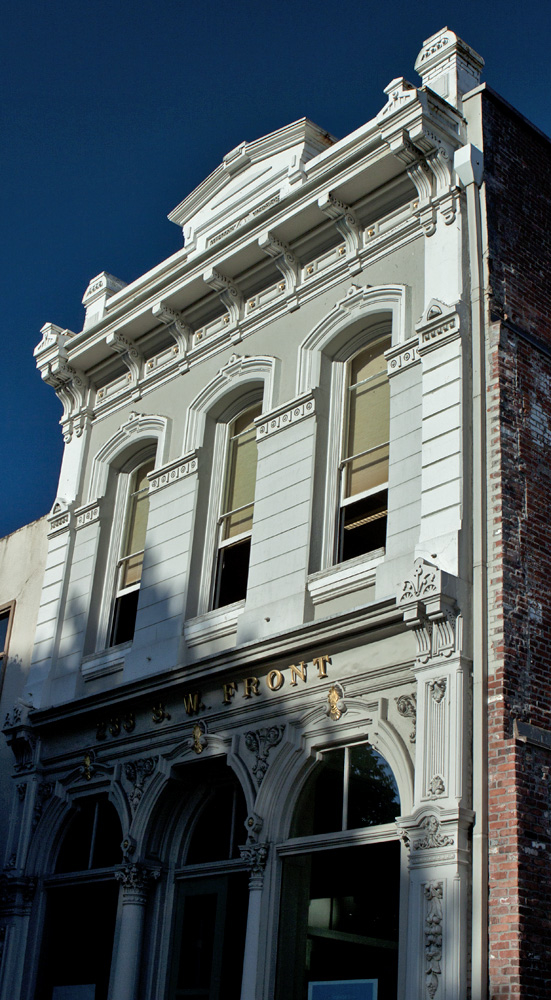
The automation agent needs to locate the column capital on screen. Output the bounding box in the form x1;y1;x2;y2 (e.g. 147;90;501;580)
239;843;269;890
115;864;161;905
0;873;37;917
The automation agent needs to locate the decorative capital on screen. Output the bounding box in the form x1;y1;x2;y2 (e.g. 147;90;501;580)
239;842;269;890
0;873;37;916
115;864;161;904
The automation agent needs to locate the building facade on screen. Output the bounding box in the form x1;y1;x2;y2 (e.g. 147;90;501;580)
2;25;551;1000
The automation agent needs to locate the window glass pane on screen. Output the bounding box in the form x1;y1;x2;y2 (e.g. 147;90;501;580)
223;406;260;538
340;492;388;562
277;843;400;1000
293;749;345;836
0;610;11;655
345;377;389;497
121;462;151;586
215;538;251;608
347;743;401;829
350;338;389;386
186;784;247;864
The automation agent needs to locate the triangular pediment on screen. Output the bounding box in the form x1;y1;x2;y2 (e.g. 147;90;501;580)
167;118;335;255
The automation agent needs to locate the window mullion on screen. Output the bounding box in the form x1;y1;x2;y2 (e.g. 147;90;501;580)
343;746;350;831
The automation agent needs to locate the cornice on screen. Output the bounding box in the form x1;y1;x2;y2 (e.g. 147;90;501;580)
28;596;403;730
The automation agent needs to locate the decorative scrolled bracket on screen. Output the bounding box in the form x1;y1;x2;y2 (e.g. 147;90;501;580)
115;864;161;906
106;330;144;382
318;192;362;272
258;231;300;309
203;267;244;336
398;559;460;666
38;351;90;443
239;842;270;890
151;301;192;371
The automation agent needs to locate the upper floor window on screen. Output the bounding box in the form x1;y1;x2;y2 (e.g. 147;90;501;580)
338;337;390;562
0;601;15;692
110;459;152;645
213;404;261;609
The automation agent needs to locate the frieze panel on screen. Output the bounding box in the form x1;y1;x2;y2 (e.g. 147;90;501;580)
256;393;315;439
149;454;198;493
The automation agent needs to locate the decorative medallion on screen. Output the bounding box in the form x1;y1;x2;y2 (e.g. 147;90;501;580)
396;693;417;742
428;775;445;799
430;679;447;703
414;815;454;850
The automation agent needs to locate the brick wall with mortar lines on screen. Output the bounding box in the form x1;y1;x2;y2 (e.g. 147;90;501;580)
483;90;551;998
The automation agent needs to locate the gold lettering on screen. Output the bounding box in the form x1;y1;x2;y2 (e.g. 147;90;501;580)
223;681;237;704
313;654;331;679
183;692;202;715
267;669;284;691
289;661;307;686
243;677;260;699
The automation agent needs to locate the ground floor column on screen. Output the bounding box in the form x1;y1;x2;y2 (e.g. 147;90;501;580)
111;864;160;1000
0;874;36;1000
239;841;269;1000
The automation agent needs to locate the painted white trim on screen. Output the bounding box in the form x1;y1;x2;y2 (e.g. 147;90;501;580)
89;412;170;501
297;283;409;393
183;354;279;453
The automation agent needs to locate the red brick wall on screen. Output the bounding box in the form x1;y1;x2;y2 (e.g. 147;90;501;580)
483;89;551;998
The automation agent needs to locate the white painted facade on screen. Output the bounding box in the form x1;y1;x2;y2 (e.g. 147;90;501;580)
1;28;490;1000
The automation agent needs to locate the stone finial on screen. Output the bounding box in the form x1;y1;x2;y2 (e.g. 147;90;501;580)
82;272;127;331
414;27;484;110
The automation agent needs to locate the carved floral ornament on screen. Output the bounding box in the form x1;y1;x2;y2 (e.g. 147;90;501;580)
244;726;285;786
124;757;158;809
424;881;443;999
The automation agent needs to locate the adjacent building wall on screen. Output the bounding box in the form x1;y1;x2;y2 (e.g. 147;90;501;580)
0;519;48;856
482;87;551;1000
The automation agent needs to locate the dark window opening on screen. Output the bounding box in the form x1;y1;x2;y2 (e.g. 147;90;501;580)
110;589;140;646
277;842;400;1000
338;490;388;562
293;742;400;837
186;782;248;864
56;796;122;874
36;881;119;1000
214;538;251;609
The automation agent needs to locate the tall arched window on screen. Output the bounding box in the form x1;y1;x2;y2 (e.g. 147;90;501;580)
36;796;122;1000
277;742;402;1000
110;458;153;645
338;336;390;562
213;403;261;608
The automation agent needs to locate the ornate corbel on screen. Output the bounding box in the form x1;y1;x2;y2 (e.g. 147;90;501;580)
258;231;300;309
39;351;90;443
123;756;158;810
398;559;460;666
318;192;362;272
203;267;243;335
106;330;143;383
151;301;192;370
3;709;38;775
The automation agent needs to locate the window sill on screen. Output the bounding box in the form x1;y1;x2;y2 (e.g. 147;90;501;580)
307;550;384;605
184;601;245;648
82;642;131;681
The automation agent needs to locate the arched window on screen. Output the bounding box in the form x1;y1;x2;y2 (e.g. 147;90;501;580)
277;742;402;1000
213;403;261;608
167;770;249;1000
36;797;122;1000
110;458;153;645
338;336;390;562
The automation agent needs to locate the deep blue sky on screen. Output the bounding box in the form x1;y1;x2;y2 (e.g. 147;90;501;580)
2;0;550;538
